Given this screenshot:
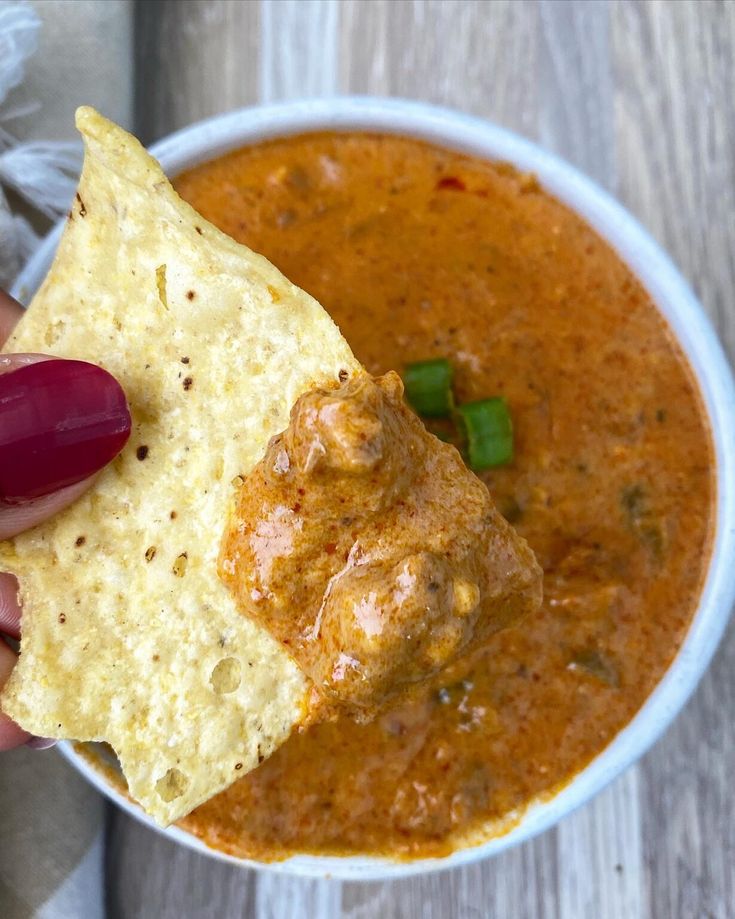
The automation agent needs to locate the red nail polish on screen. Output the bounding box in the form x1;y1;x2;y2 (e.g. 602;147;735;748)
0;360;131;503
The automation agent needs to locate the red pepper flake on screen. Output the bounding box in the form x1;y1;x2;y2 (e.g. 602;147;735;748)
297;487;305;497
436;176;466;191
75;536;86;547
324;542;337;555
183;376;193;391
292;502;302;513
136;445;149;461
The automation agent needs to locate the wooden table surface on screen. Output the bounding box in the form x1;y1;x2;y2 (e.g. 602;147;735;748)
109;2;735;917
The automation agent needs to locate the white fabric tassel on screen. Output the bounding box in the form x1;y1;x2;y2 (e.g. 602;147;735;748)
0;2;39;107
0;140;81;217
0;3;84;287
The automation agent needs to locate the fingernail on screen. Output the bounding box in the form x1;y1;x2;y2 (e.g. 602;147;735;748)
24;735;57;750
0;360;131;503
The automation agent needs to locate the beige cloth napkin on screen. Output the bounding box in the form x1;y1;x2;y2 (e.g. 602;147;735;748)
0;2;132;917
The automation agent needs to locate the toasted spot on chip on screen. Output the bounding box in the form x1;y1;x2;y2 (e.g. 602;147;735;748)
210;657;242;694
172;553;188;577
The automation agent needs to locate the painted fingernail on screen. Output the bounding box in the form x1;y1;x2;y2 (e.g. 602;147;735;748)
0;360;131;503
24;735;57;750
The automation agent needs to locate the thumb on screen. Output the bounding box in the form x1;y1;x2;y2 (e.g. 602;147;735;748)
0;355;131;540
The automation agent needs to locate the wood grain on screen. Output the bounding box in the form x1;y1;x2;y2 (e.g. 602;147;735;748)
612;5;735;917
134;0;260;143
117;1;735;917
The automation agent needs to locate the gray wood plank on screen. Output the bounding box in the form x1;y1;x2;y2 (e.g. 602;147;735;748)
338;0;540;137
260;0;339;101
105;808;256;919
556;770;644;919
255;873;341;919
612;4;735;917
342;825;560;919
134;0;260;144
538;0;616;188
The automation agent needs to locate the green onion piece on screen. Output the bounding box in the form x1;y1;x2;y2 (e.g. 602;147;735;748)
456;397;513;469
402;358;454;417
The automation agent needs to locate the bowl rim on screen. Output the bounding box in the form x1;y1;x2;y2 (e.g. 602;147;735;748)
13;95;735;881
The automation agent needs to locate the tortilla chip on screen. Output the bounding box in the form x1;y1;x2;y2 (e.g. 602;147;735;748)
0;107;360;824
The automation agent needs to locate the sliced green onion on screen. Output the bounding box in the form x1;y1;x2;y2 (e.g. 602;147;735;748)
456;397;513;470
402;358;454;417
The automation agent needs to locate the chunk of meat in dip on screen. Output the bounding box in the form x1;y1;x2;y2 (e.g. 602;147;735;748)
219;372;542;717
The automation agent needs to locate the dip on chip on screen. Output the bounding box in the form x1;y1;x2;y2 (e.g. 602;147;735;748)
0;109;542;827
0;107;360;824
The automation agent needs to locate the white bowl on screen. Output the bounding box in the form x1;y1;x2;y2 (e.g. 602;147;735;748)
13;97;735;880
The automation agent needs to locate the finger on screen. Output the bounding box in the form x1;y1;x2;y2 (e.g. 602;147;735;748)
0;289;23;346
0;478;102;542
0;573;20;639
0;355;119;538
0;639;31;750
0;357;131;536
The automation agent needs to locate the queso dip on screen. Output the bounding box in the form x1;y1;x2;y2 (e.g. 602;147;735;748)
173;132;714;860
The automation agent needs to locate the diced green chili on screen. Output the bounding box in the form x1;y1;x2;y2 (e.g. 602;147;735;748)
567;650;620;688
456;397;513;470
621;484;646;519
402;358;454;417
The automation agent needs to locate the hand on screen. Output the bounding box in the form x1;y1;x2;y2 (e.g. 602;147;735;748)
0;289;131;749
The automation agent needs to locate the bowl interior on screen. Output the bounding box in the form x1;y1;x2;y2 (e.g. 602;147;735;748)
14;97;735;880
